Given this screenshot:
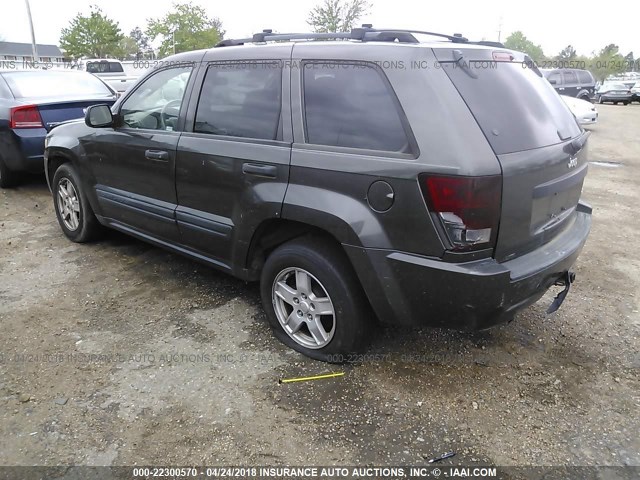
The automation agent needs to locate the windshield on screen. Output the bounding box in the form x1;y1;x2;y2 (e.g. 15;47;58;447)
439;55;581;155
3;71;114;99
86;61;124;73
603;83;628;90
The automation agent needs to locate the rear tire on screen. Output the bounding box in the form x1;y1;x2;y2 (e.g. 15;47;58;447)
260;236;372;362
623;101;629;105
0;153;20;188
614;101;618;105
52;163;103;243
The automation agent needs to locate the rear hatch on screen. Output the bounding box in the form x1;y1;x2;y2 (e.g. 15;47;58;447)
434;47;587;262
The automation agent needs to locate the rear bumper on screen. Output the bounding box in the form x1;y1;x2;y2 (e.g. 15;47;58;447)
600;94;632;103
345;202;592;330
0;129;47;173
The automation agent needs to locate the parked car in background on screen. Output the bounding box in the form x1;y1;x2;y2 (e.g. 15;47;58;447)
631;82;640;103
0;70;117;187
606;72;640;88
561;95;598;125
77;59;138;95
45;28;592;361
542;68;596;101
595;82;632;105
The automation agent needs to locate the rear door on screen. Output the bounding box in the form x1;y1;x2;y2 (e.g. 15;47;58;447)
435;48;586;262
175;52;292;272
562;70;580;97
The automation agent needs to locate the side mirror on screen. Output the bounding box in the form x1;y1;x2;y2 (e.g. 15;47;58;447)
85;104;114;128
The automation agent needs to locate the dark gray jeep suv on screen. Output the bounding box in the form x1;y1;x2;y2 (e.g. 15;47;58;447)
44;27;592;361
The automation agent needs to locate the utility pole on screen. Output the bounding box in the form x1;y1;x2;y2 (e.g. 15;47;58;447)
497;16;503;43
172;31;176;55
24;0;39;63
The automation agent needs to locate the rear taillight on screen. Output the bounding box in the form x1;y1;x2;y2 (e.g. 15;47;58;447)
419;174;502;251
10;105;44;129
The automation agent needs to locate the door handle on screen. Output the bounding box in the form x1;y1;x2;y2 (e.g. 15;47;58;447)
145;150;169;161
242;163;277;178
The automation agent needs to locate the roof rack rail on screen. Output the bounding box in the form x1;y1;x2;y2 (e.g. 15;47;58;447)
215;37;252;47
214;25;471;48
356;27;469;43
471;40;505;48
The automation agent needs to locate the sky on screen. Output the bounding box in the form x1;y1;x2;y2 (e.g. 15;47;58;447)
2;0;638;58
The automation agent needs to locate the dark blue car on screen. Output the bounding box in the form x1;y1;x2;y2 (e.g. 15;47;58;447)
0;70;116;187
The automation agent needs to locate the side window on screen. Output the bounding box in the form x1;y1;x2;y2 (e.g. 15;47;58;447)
578;71;593;84
120;66;192;131
303;62;412;153
109;62;124;73
563;71;578;85
547;72;563;86
194;62;282;141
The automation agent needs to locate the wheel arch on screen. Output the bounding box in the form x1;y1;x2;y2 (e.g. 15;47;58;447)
46;146;103;220
45;147;75;191
244;219;350;280
577;89;592;101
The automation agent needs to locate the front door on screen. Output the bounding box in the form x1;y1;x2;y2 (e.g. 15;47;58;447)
90;65;194;242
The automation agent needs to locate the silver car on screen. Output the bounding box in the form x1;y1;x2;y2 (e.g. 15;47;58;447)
595;82;632;105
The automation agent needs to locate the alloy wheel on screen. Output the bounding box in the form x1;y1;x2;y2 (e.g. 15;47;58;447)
57;178;81;231
272;267;336;349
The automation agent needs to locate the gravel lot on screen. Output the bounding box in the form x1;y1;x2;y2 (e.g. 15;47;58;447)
0;105;638;469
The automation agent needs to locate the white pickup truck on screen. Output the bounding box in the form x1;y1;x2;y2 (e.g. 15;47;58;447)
78;59;139;95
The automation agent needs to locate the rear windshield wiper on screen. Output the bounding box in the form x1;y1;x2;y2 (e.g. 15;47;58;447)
452;50;478;79
523;55;543;77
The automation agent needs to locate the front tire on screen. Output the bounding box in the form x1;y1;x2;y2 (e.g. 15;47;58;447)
597;95;603;104
52;163;102;243
260;236;372;362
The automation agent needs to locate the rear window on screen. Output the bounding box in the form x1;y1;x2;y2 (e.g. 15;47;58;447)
0;76;12;99
440;56;581;155
86;61;124;73
3;71;114;99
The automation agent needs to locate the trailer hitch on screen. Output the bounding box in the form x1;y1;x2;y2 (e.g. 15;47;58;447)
547;271;576;314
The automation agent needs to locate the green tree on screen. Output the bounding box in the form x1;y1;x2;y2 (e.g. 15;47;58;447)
504;31;546;63
307;0;371;33
623;51;635;72
146;2;223;58
557;45;577;61
117;36;138;59
130;27;151;53
590;44;627;81
60;6;124;59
